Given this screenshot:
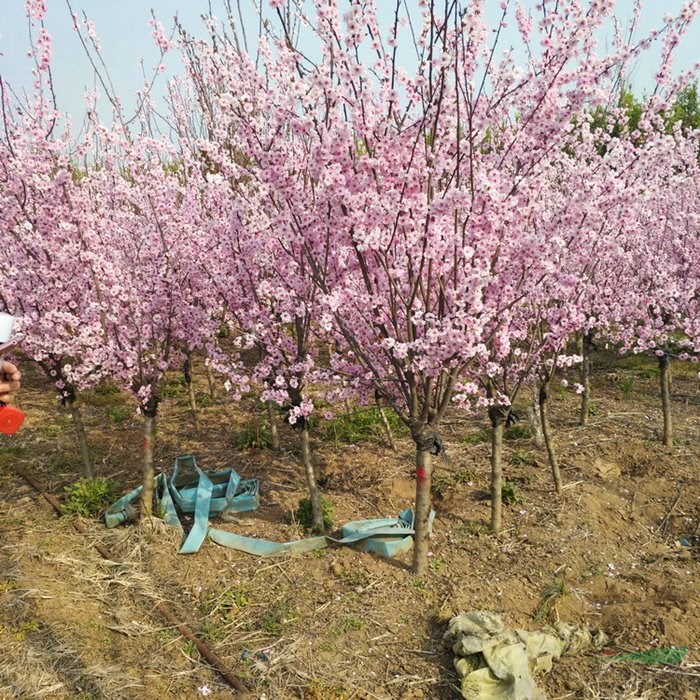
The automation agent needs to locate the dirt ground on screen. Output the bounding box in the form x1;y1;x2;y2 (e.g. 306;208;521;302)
1;353;699;700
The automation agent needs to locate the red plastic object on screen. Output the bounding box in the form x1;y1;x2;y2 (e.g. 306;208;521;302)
0;405;25;434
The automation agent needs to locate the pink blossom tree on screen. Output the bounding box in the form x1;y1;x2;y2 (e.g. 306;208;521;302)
179;0;698;573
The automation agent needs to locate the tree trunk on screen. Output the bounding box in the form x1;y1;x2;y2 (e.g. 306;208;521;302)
183;355;200;432
377;405;397;451
300;423;324;533
579;331;593;427
489;408;506;534
140;410;157;518
412;447;433;577
205;361;217;401
526;385;544;448
539;381;563;495
65;394;93;479
659;352;673;447
267;400;280;452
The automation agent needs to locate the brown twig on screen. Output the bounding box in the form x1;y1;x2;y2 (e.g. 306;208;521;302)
659;490;683;534
12;466;252;698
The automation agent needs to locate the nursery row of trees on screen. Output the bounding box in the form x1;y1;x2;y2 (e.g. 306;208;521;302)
1;0;699;574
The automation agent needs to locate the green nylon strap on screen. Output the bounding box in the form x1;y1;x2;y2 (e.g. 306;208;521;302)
208;529;328;555
179;469;214;554
105;456;430;557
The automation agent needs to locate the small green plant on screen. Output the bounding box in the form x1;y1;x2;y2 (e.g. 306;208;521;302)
461;430;490;445
587;403;598;416
304;679;350;700
620;376;635;396
205;587;250;618
86;382;124;407
454;468;477;484
431;471;454;496
295;497;334;532
428;557;445;572
107;405;132;423
42;424;63;438
510;449;538;467
501;479;520;506
161;376;186;397
63;478;118;518
262;602;296;635
341;569;367;588
14;619;40;641
636;367;660;380
196;392;213;408
505;424;532;441
323;407;406;444
453;521;489;539
341;616;363;632
532;579;567;623
236;421;271;450
197;619;225;644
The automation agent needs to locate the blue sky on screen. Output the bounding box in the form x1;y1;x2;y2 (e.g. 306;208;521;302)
1;0;698;127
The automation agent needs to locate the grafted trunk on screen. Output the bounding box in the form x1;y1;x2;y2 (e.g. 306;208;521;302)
579;331;593;426
183;355;200;432
65;393;93;479
526;385;544;448
205;361;217;401
377;404;397;451
300;423;324;533
489;408;506;533
659;352;673;447
412;446;433;577
539;381;563;495
267;400;280;452
140;410;157;518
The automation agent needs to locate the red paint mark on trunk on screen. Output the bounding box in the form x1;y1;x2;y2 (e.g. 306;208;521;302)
416;466;428;482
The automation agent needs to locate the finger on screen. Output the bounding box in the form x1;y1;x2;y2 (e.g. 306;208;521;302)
1;361;19;376
0;379;20;394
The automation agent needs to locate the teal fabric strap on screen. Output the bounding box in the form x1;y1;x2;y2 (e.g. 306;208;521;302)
105;455;433;558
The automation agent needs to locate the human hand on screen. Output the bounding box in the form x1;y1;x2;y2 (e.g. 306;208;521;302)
0;360;21;404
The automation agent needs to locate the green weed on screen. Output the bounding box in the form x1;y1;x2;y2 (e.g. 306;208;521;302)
14;619;40;641
620;376;635;395
160;376;186;397
501;479;520;506
304;679;350;700
42;424;63;439
235;421;272;450
85;382;124;407
510;449;538;467
295;496;334;532
431;471;454;496
107;405;132;423
532;579;567;623
429;557;445;572
460;430;490;445
63;478;117;518
505;425;532;441
341;616;363;632
262;602;297;635
196;392;213;408
323;407;406;444
454;468;477;483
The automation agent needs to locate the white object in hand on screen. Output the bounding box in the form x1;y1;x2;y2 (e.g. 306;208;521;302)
0;313;15;344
